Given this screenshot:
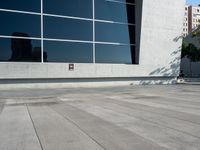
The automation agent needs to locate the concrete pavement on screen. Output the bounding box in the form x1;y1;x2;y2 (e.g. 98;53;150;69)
0;85;200;150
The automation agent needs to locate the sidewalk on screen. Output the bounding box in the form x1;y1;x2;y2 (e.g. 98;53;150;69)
184;78;200;85
0;85;200;150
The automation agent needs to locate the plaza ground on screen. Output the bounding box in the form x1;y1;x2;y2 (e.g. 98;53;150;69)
0;85;200;150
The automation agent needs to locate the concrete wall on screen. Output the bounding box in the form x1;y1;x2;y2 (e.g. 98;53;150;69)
0;0;186;83
181;57;200;77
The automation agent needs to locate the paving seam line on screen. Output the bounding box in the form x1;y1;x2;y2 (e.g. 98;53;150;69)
26;104;44;150
49;104;107;150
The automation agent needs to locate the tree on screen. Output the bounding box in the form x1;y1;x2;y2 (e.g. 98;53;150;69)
192;21;200;43
181;43;200;76
181;21;200;76
181;43;200;61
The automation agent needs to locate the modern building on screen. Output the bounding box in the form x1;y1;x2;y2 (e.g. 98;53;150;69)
183;5;200;37
0;0;185;86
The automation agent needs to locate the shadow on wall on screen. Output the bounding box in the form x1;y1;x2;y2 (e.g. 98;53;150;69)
180;57;200;77
139;35;182;85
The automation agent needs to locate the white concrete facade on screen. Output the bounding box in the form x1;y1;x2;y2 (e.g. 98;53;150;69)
0;0;186;84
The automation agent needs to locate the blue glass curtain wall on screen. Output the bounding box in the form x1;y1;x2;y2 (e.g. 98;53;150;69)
0;0;137;64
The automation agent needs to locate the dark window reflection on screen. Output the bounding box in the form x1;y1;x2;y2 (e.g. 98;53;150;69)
127;25;136;44
126;0;135;4
44;0;92;18
0;0;40;12
0;11;41;38
0;37;41;62
10;33;32;61
44;41;93;63
95;44;134;64
97;0;135;4
96;22;135;44
95;0;135;24
126;4;135;24
114;0;135;4
44;16;93;41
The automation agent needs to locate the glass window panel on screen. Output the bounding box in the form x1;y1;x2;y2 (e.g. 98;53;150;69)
125;0;135;4
115;0;135;4
126;4;135;24
95;44;134;64
0;38;41;62
44;16;93;41
0;0;40;12
112;0;135;4
95;0;135;24
44;0;92;18
0;11;41;38
95;22;135;44
43;41;93;63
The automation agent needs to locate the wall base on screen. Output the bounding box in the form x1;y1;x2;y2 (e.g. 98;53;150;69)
0;77;177;90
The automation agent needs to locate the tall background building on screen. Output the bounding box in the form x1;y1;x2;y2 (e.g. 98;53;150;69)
188;5;200;32
183;4;200;36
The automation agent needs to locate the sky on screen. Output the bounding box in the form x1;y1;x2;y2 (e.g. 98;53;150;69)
186;0;200;6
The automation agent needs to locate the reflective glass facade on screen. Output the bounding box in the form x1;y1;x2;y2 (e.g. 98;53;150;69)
0;0;138;64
